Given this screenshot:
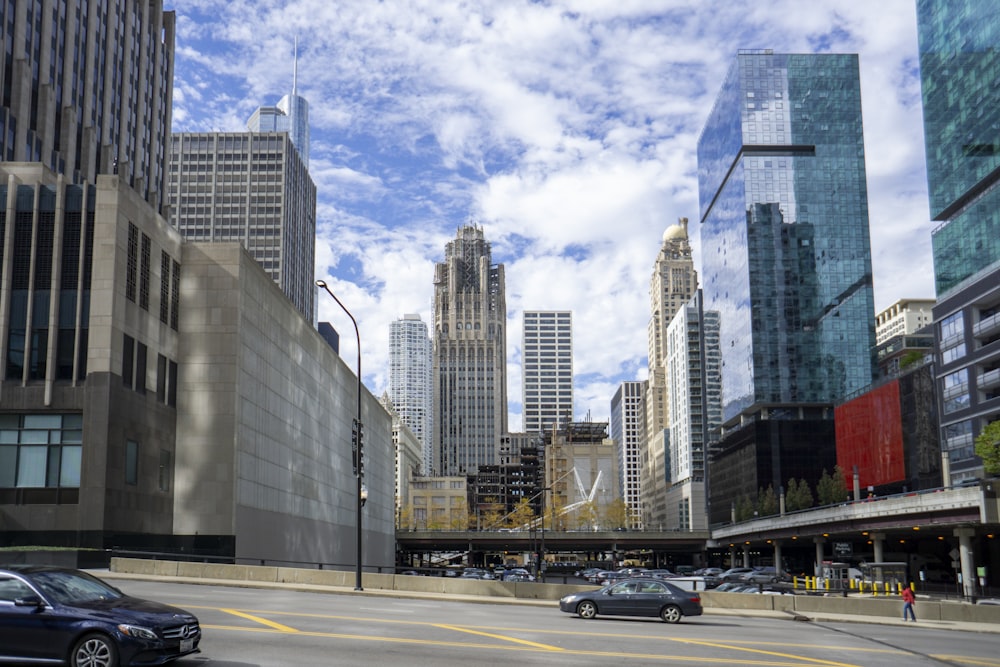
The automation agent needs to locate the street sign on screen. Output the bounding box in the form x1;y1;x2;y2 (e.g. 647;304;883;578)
833;541;853;557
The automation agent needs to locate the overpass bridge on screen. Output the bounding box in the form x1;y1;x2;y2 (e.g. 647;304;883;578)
396;483;1000;594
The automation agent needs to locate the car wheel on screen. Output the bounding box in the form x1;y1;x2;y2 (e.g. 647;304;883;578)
576;600;597;619
71;632;118;667
660;605;682;624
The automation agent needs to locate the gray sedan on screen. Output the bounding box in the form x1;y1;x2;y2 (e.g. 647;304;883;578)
559;578;703;624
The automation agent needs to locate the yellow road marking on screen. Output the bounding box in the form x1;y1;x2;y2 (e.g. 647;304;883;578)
198;624;852;665
219;608;299;633
433;623;564;651
674;638;861;667
931;658;1000;666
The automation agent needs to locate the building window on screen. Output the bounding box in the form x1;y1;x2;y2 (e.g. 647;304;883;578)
139;233;151;310
135;342;147;395
126;222;138;302
159;250;170;323
0;414;83;488
170;260;180;330
122;334;134;388
125;439;138;485
156;354;167;402
158;449;171;492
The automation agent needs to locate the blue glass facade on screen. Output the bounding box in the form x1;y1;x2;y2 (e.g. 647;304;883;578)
918;0;1000;296
697;52;877;423
919;1;1000;483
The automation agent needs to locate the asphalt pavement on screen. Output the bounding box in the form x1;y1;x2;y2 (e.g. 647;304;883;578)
93;569;1000;636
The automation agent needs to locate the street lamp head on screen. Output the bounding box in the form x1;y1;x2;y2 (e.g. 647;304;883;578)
315;279;327;288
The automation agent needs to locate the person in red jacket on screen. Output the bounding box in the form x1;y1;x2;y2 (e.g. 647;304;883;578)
901;585;916;622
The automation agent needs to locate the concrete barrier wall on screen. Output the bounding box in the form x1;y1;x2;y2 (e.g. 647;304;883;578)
109;559;999;624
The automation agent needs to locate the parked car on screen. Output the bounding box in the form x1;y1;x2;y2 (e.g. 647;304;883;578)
0;564;201;667
576;567;603;580
502;568;534;582
713;581;750;592
719;567;755;582
637;569;675;579
559;578;702;624
460;568;495;580
742;568;787;584
596;571;628;585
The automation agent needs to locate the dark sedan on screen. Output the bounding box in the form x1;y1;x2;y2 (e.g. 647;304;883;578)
0;565;201;666
559;578;702;624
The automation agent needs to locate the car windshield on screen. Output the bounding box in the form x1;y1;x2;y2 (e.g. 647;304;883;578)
28;570;123;605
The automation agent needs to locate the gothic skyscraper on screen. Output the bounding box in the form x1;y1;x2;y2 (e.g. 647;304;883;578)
432;225;508;475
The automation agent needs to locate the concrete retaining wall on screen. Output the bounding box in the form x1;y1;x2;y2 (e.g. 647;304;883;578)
110;558;1000;624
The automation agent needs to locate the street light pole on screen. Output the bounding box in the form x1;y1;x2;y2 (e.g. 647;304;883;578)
315;279;364;591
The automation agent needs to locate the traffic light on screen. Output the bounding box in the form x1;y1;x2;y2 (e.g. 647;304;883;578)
357;421;364;477
351;419;359;475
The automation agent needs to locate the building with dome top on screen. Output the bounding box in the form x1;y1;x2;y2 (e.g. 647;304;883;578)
639;217;698;529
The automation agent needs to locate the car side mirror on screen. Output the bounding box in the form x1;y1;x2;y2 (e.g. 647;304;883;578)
14;595;45;610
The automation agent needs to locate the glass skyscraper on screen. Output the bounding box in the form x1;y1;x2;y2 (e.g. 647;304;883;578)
918;0;1000;483
697;50;877;423
919;1;1000;295
697;51;876;523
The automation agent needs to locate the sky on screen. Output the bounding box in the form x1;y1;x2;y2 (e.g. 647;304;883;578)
171;0;934;429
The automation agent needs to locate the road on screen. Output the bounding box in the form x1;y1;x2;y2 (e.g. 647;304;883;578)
118;579;1000;667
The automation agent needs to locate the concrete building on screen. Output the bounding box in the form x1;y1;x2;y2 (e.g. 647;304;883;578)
379;395;423;531
0;2;395;571
917;0;1000;484
610;381;646;529
663;291;721;531
405;475;468;531
389;313;433;472
544;421;619;531
522;310;573;436
432;225;507;475
697;51;878;524
0;1;174;216
876;298;935;345
168;132;316;321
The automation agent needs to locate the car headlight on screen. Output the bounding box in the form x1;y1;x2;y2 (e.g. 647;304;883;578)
117;624;158;640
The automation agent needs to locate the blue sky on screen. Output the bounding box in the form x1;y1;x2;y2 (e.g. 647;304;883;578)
171;1;933;428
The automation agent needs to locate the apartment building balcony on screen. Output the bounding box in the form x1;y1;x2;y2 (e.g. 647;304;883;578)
973;311;1000;341
979;367;1000;392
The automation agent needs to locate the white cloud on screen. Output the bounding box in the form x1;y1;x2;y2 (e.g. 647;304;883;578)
174;0;936;427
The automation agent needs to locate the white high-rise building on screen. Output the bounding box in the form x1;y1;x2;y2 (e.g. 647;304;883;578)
432;225;508;475
389;314;433;472
664;291;721;531
875;298;935;345
522;311;573;436
611;381;647;529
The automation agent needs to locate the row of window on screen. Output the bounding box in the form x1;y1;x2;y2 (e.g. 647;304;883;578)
122;333;178;407
0;414;81;488
124;222;179;330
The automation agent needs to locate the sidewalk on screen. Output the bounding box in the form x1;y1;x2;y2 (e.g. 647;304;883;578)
95;569;1000;635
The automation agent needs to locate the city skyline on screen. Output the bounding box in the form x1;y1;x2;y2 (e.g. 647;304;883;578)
171;1;934;427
